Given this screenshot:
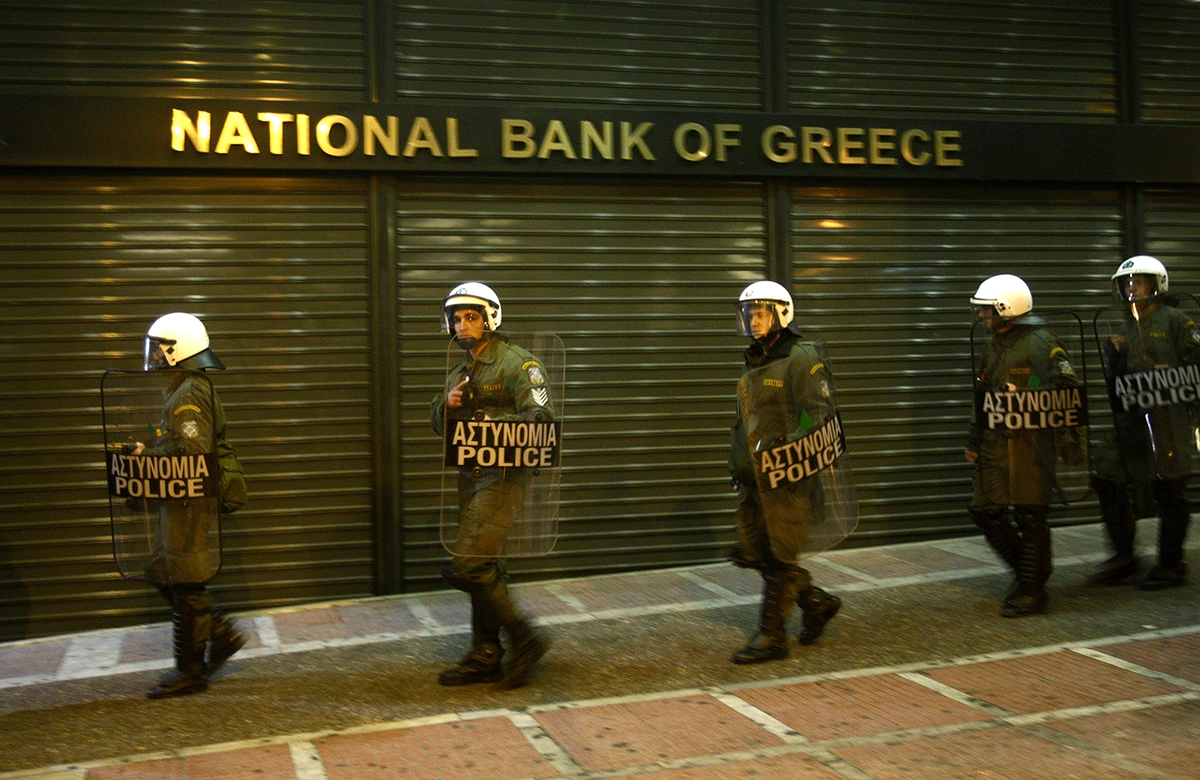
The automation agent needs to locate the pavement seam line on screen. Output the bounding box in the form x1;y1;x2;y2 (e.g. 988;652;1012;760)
507;712;587;776
896;671;1017;718
1069;645;1200;692
708;691;811;744
288;741;328;780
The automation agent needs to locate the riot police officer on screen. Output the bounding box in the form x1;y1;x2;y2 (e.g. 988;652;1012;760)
1090;256;1200;590
728;281;845;664
136;313;246;699
430;282;552;688
966;275;1080;617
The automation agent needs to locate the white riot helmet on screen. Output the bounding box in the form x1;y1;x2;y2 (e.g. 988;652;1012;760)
144;312;225;371
970;274;1033;321
737;280;794;337
1111;255;1168;303
441;282;502;333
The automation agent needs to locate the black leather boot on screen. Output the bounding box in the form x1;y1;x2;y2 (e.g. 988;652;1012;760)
1001;509;1051;617
439;642;504;686
439;592;505;686
499;619;549;690
970;508;1022;571
1141;480;1191;591
1089;478;1139;585
733;569;800;664
147;587;210;699
476;577;548;690
207;609;246;677
797;586;841;645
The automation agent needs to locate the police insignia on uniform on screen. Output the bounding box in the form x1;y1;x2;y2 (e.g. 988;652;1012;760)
525;363;546;386
181;420;200;439
532;388;549;406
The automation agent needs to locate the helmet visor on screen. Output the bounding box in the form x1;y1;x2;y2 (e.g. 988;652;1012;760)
143;336;175;370
737;301;781;338
1112;273;1158;303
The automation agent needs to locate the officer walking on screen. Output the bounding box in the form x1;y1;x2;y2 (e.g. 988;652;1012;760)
728;281;845;664
134;313;246;698
966;275;1080;617
1089;256;1200;590
430;282;553;689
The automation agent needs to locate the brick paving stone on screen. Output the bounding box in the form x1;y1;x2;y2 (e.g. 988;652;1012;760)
85;743;295;780
1095;633;1200;684
552;572;723;612
1044;700;1200;780
922;651;1186;714
619;753;846;780
333;602;425;636
867;544;993;575
834;724;1146;780
272;607;358;644
736;673;995;740
316;717;556;780
0;638;70;679
414;591;471;627
118;626;173;664
679;565;762;597
510;583;587;618
534;694;784;772
824;547;958;580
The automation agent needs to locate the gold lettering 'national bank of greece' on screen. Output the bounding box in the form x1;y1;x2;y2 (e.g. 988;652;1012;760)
169;109;963;168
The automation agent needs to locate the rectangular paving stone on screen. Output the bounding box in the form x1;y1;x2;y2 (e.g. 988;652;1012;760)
534;694;784;772
835;724;1146;780
736;673;994;740
316;717;556;780
272;602;422;645
86;743;295;780
620;753;846;780
332;602;425;636
1094;633;1200;684
413;591;471;627
118;626;173;665
922;651;1186;714
1045;700;1200;779
828;545;986;580
551;571;722;612
686;565;763;597
0;639;70;679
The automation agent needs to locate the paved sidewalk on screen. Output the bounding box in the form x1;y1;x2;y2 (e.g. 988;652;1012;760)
2;522;1198;780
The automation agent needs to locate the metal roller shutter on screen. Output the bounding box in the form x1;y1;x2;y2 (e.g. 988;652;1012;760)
789;184;1123;543
1137;1;1200;123
783;0;1117;121
396;180;767;588
0;0;367;99
1143;187;1200;506
394;0;764;108
1143;189;1200;290
0;175;374;640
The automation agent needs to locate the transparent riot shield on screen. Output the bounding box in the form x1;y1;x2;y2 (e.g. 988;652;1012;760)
101;369;222;585
737;341;858;557
1092;301;1200;481
440;332;564;557
969;312;1091;505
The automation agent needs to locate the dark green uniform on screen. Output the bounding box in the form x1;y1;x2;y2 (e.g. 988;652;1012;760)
142;373;224;584
431;335;554;574
728;327;843;661
967;321;1079;615
430;333;553;687
729;329;833;573
1092;302;1200;584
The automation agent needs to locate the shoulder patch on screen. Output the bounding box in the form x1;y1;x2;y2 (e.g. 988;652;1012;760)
522;361;547;387
809;362;825;376
174;404;202;415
